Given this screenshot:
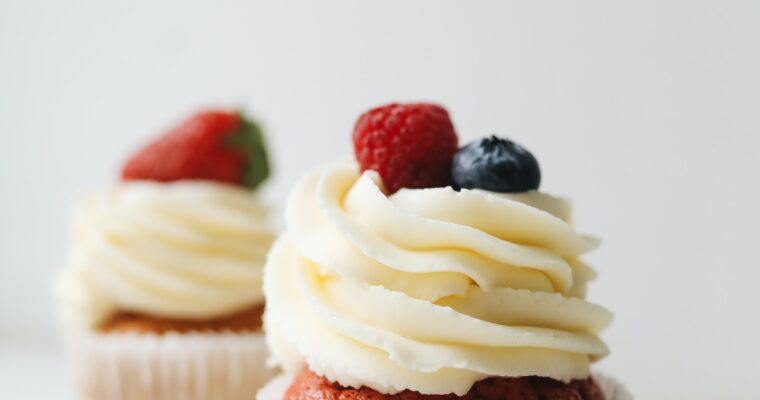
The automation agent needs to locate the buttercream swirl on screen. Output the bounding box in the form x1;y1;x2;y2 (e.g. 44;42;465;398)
264;160;612;395
59;180;275;327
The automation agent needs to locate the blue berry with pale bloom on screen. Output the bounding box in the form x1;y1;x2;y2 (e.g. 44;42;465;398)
451;135;541;193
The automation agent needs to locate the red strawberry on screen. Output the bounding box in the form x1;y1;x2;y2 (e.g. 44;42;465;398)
122;110;269;189
353;103;458;193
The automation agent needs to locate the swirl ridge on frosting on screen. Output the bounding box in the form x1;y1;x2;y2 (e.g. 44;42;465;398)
59;180;275;327
264;160;612;395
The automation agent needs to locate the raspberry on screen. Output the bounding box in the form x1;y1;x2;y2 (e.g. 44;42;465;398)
352;103;458;193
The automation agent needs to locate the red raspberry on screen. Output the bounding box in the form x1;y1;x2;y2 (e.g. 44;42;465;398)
352;103;458;193
121;110;269;189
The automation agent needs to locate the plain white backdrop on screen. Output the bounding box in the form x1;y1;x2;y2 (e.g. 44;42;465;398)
1;1;759;398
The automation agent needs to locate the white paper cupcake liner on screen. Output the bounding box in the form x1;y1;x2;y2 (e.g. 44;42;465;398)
256;372;632;400
257;373;298;400
65;329;276;400
593;373;633;400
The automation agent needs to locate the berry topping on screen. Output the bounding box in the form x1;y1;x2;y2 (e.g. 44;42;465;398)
353;103;458;193
451;135;541;193
121;110;269;189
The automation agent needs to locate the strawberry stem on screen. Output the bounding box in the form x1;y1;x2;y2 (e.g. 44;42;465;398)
226;113;270;190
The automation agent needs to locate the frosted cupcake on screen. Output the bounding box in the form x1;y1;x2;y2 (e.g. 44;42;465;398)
58;110;278;400
259;103;630;400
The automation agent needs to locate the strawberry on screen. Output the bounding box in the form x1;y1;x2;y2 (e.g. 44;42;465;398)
121;110;269;189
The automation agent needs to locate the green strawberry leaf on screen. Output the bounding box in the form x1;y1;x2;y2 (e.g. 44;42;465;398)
226;113;270;190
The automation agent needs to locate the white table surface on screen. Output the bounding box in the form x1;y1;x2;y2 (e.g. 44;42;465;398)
1;338;74;400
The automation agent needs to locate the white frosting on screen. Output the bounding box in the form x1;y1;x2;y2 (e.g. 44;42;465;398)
264;161;613;395
59;180;275;327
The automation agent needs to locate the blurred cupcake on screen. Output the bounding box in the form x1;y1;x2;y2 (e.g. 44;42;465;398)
259;103;630;399
57;110;277;400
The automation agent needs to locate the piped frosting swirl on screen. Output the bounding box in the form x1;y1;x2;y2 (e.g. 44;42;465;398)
264;160;612;395
59;180;275;327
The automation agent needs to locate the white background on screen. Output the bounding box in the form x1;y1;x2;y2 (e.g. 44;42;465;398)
1;1;759;398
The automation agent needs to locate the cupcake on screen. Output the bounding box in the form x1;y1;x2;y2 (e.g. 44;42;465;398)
259;103;631;400
57;110;278;400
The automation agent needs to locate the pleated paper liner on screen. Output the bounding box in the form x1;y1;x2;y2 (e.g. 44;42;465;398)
64;329;275;400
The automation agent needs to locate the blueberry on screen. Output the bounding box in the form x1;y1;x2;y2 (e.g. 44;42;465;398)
451;135;541;193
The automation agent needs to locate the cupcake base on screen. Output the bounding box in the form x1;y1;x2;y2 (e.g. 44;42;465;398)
99;303;265;334
257;370;632;400
66;329;275;400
